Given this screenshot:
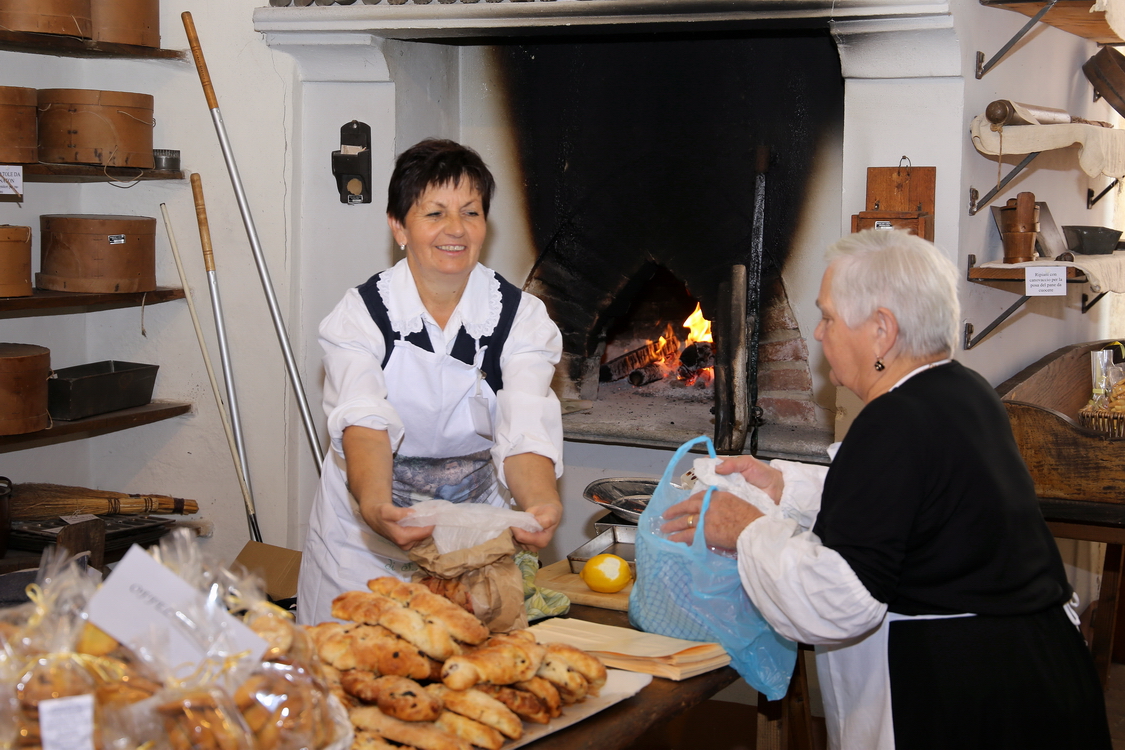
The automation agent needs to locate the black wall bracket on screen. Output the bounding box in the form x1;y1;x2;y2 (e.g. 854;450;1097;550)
331;120;372;205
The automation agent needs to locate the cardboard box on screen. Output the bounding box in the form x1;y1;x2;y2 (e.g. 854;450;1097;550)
235;541;302;602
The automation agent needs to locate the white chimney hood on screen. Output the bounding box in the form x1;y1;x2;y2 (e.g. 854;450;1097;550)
254;0;952;40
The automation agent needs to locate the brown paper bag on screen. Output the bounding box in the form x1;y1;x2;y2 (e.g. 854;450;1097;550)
407;529;527;633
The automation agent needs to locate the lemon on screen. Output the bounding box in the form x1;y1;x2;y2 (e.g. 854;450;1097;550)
579;553;633;593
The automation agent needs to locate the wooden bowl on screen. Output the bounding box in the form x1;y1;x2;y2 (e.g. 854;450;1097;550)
1083;47;1125;120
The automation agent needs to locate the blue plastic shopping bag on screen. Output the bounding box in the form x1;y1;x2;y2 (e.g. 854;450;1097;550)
628;435;797;700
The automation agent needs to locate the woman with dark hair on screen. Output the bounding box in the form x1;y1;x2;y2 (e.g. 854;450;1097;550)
663;229;1110;749
297;139;564;626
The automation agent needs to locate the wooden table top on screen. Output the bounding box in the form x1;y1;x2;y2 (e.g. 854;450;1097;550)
525;604;741;750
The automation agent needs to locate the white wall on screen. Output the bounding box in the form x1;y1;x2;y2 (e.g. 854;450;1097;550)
952;0;1124;381
0;0;301;564
3;0;1121;571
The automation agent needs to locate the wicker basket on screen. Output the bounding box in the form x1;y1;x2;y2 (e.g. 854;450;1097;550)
1079;407;1125;438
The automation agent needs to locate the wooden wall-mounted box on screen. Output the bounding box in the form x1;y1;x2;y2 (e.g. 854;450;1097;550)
851;165;936;240
851;211;935;240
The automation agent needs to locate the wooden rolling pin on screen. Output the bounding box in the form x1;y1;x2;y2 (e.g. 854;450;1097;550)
10;483;199;520
986;100;1112;128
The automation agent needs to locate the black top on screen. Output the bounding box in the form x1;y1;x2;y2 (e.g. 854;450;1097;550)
813;361;1071;616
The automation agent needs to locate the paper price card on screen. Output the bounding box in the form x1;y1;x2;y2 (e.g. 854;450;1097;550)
87;545;267;680
0;166;23;196
1025;266;1066;296
40;694;95;750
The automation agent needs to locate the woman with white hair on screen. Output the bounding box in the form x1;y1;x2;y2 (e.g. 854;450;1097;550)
664;229;1110;749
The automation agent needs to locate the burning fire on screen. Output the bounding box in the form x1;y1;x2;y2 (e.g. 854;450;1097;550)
682;303;712;344
601;302;715;388
679;303;714;387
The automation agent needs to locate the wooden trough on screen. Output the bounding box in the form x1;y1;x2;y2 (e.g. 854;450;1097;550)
997;340;1125;503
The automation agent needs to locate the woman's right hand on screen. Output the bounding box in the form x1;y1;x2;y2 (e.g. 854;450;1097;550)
343;426;433;550
715;454;785;504
366;501;435;551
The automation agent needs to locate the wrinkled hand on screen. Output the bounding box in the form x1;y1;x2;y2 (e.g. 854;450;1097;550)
368;502;434;551
715;454;785;504
512;501;562;550
662;490;764;549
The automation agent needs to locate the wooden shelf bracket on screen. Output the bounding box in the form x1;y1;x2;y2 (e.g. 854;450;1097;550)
976;0;1060;78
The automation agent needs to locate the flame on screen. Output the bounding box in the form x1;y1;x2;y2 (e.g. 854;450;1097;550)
682;303;713;344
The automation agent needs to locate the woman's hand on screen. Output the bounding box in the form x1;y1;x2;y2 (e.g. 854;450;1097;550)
504;452;563;550
343;425;435;550
715;455;785;504
514;501;562;550
662;491;765;549
367;502;435;551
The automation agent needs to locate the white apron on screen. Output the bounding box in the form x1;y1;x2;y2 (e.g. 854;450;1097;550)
297;336;504;626
816;612;972;750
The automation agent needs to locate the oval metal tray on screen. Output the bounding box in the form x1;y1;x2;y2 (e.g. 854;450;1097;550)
582;478;658;524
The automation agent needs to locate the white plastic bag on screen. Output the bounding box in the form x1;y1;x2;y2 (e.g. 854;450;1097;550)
398;500;542;555
684;457;781;520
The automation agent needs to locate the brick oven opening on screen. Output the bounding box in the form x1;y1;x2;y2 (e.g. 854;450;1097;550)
496;30;842;457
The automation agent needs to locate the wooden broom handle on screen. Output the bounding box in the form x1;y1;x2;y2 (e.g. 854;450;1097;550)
191;173;217;273
182;12;219;111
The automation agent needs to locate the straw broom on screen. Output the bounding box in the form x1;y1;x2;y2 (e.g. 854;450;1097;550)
10;484;199;521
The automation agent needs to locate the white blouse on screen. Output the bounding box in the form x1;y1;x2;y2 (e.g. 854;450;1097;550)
735;362;951;643
318;259;564;486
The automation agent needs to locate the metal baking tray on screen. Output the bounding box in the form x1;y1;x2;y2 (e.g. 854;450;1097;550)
582;477;657;524
567;527;636;575
8;515;174;553
594;511;637;538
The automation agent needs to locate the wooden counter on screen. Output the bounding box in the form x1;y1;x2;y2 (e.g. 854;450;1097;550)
528;604;740;749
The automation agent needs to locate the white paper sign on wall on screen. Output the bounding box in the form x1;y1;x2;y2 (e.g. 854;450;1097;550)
1025;266;1066;296
0;166;23;196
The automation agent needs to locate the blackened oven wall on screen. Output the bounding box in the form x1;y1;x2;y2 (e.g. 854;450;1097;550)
498;30;844;361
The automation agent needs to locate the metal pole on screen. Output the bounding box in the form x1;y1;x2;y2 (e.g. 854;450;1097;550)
190;174;263;544
160;203;262;542
182;11;325;472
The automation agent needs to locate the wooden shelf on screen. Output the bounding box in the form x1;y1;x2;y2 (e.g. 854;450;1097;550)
969;263;1086;291
22;164;184;183
0;287;185;316
0;29;185;60
0;401;192;453
980;0;1123;44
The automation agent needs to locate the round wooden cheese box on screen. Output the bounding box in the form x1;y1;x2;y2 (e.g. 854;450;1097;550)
0;87;38;165
0;0;92;38
0;226;33;298
37;89;155;169
0;344;50;436
90;0;159;48
37;215;156;294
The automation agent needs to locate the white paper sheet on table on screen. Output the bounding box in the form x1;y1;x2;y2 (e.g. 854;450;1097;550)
504;669;653;749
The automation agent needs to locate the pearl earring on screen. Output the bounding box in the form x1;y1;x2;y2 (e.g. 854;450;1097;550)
399;243;406;252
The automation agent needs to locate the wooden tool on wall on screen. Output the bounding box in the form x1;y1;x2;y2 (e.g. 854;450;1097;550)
851;160;936;240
